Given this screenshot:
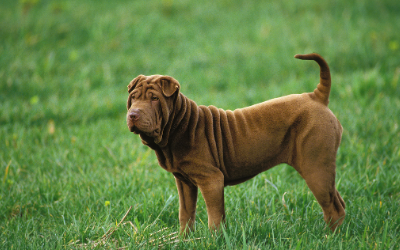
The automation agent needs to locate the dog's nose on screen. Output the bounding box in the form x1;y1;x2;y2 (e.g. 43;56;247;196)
129;109;140;121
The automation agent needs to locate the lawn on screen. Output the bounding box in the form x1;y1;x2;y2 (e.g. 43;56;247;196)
1;0;399;249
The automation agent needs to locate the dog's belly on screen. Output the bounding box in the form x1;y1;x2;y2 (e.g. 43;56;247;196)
215;94;310;182
221;132;288;184
217;94;340;185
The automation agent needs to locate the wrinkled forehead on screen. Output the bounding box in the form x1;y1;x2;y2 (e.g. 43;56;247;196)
132;75;163;93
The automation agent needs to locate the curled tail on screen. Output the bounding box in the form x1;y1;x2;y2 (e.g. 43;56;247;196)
294;53;331;106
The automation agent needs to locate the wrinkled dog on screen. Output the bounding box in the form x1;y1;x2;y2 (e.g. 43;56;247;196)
126;53;345;233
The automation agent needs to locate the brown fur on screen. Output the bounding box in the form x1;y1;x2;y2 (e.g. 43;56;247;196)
126;53;345;233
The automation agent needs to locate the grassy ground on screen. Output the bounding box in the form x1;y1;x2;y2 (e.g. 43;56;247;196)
1;0;399;249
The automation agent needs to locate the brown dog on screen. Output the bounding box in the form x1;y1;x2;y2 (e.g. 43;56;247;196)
126;53;345;233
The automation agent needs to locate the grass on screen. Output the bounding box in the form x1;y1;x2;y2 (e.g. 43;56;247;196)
1;0;399;249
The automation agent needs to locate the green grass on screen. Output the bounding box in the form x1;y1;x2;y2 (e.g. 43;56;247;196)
1;0;399;249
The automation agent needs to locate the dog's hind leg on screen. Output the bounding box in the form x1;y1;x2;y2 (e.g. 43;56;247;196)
301;167;346;232
292;129;346;232
294;145;346;232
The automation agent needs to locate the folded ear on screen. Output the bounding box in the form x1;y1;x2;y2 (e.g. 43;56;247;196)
128;75;145;93
158;76;180;97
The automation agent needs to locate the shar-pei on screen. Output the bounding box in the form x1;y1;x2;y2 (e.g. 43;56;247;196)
126;53;345;234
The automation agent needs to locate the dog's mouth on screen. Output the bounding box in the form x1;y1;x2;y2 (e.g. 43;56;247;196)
127;120;144;134
128;124;161;138
129;125;139;134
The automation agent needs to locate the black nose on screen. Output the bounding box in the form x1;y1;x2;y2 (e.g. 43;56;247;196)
129;109;140;121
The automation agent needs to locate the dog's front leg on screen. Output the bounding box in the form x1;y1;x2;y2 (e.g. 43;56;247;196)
175;177;198;234
197;171;225;231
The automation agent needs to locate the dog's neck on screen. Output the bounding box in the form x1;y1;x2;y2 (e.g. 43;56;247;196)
139;93;200;171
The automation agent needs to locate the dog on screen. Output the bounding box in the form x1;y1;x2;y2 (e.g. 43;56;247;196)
126;53;345;234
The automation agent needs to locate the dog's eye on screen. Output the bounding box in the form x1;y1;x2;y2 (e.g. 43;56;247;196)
151;96;159;101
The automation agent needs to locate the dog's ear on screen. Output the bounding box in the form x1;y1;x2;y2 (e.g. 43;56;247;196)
128;75;145;93
158;76;180;97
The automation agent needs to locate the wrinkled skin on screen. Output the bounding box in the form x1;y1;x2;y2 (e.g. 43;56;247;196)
127;75;178;145
126;54;346;234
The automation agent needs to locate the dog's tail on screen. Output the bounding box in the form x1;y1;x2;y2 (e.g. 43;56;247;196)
294;53;331;106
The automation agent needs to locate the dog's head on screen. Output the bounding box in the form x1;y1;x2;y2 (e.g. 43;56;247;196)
127;75;180;145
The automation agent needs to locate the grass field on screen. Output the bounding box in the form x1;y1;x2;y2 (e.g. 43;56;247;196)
1;0;399;249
